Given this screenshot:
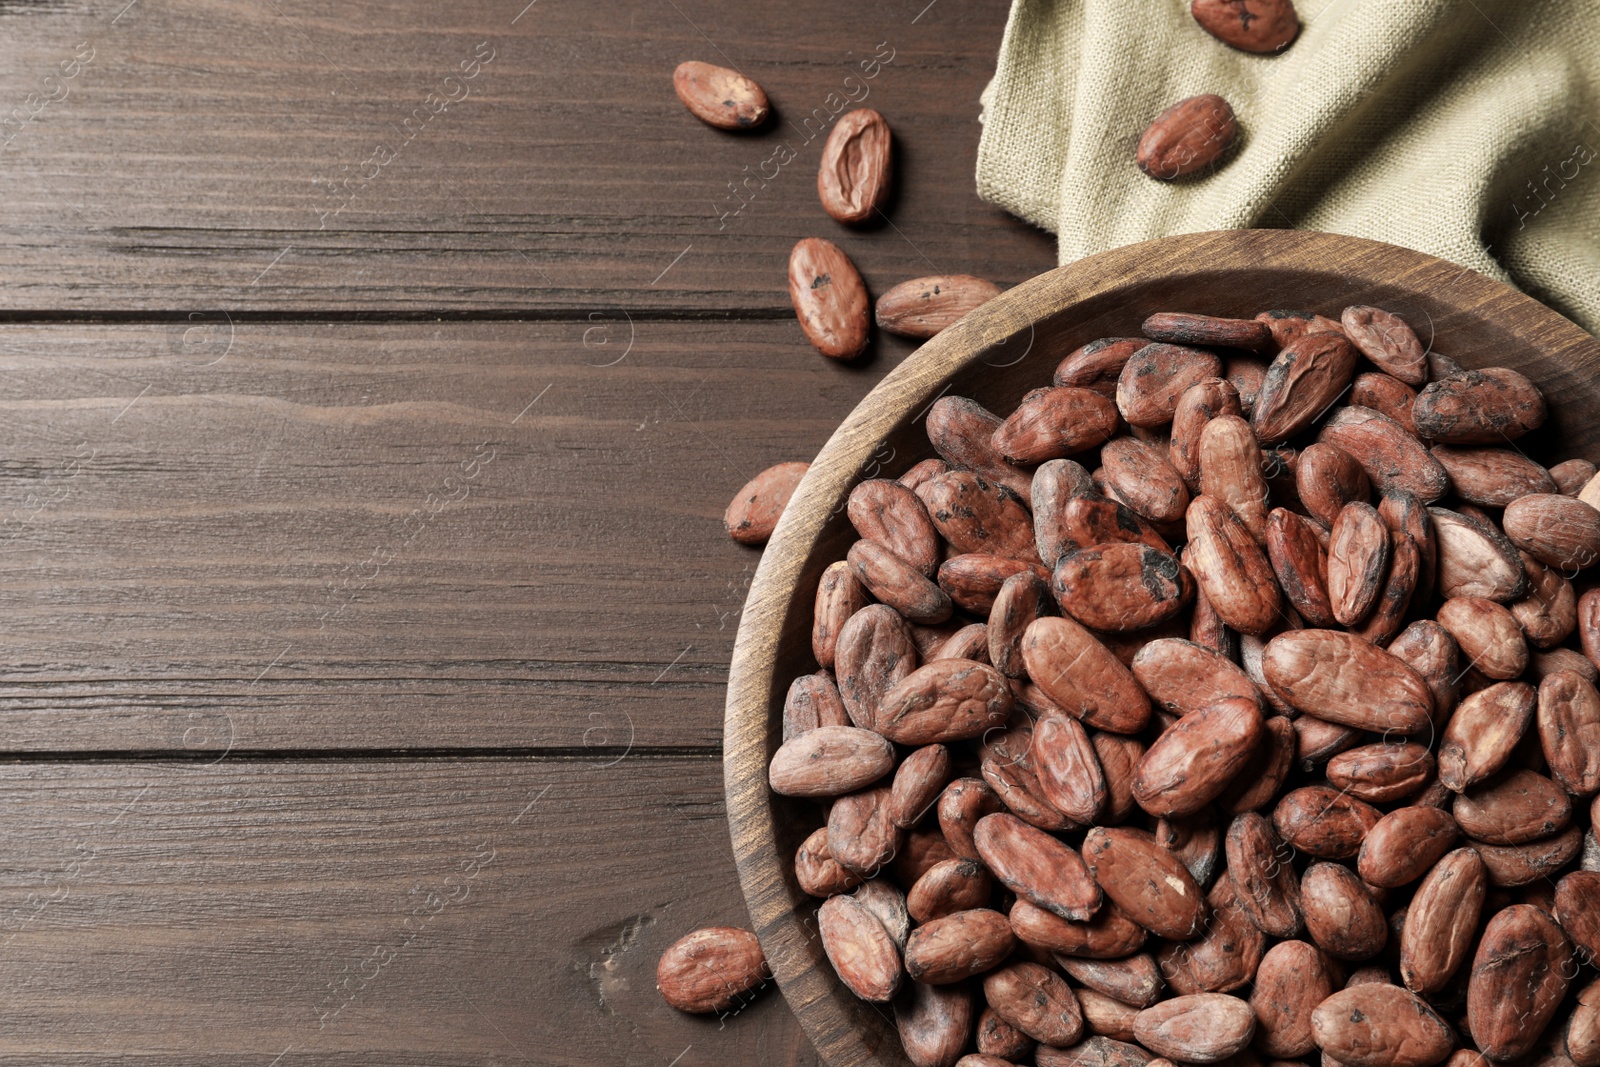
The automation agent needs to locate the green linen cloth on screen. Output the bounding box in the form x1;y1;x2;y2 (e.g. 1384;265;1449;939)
976;0;1600;333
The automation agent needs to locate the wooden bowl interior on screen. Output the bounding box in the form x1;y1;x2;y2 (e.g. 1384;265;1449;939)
725;230;1600;1067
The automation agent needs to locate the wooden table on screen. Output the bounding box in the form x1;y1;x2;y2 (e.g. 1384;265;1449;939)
0;1;1052;1061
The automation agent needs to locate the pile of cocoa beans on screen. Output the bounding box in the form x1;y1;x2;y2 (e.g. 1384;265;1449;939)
759;305;1600;1067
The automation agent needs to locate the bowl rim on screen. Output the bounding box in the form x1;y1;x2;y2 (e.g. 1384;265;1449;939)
722;228;1600;1067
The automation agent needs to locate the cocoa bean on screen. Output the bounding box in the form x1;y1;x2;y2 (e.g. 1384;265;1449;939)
1253;331;1359;444
673;61;770;129
789;238;870;359
725;460;809;544
1309;984;1455;1067
1082;826;1208;940
818;894;903;1001
1340;306;1428;384
1056;338;1148;398
974;812;1102;921
1413;366;1547;444
903;908;1016;984
1467;904;1573;1061
1136;95;1239;180
656;926;770;1013
1357;806;1460;888
1272;785;1380;859
994;386;1120;464
1117;343;1224;427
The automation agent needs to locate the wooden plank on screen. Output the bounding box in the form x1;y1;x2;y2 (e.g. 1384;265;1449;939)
0;319;909;753
0;0;1053;311
0;755;820;1064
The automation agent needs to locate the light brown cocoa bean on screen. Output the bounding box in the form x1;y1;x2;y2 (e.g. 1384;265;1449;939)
1056;338;1148;398
1136;95;1238;180
1052;543;1191;633
1253;330;1359;445
1504;493;1600;572
1454;769;1571;845
1074;990;1141;1042
1189;581;1236;659
983;961;1085;1047
925;396;1034;503
1556;871;1600;966
1272;785;1380;859
976;1006;1033;1060
1031;714;1109;825
1341;306;1428;384
1102;437;1191;524
877;657;1013;745
1357;806;1459;888
1388;620;1460;725
1413;365;1547;444
1540;670;1600;796
1094;732;1146;823
1318;406;1449;503
817;108;891;225
1130;637;1262;716
1255;309;1344;348
1265;508;1337;627
789;238;869;360
1117;343;1224;427
1186;495;1282;635
1021;616;1153;734
1297;442;1371;530
1555;458;1599;496
1011;897;1148;958
1198;414;1270;541
982;749;1074;832
1429;506;1529;602
1033;459;1100;564
673;61;770;130
1132;697;1263;818
834;603;918;730
923;471;1040;562
1225;355;1270;414
903;907;1016;984
656;926;770;1013
1400;846;1485;994
896;980;973;1067
987;570;1053;678
1351;371;1421;434
1059;953;1163;1008
890;744;950;828
1293;714;1364;764
796;826;865;897
1227;811;1303;937
725;460;808;544
937;777;1002;862
994;386;1120;464
848;539;953;624
1053;494;1173;557
938;554;1049;615
1467;904;1573;1062
893;828;955;889
1037;1035;1153;1067
1378;490;1437;606
1082;826;1208;940
1261;629;1433;734
783;670;851;740
818;894;902;1001
1436;596;1528;681
813;561;869;670
1328;501;1390;626
1301;861;1387;961
769;725;895;798
1513;553;1578;649
1437;681;1536;792
1477;822;1584;886
1143;311;1272;350
1252;940;1337;1058
1133;993;1256;1064
828;786;900;876
1171;378;1244;487
1326;742;1435;803
974;812;1102;921
849;478;940;575
907;857;992;923
1309;984;1454;1067
1433;445;1556;506
899;458;948;492
1530;646;1598;684
1568;977;1600;1067
1219;714;1297;813
1156;809;1225;889
931;622;990;663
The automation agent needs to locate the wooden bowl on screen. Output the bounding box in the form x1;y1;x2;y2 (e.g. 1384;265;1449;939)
723;229;1600;1067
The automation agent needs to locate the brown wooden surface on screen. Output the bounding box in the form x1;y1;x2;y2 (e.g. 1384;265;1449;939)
724;230;1600;1067
0;0;1055;1062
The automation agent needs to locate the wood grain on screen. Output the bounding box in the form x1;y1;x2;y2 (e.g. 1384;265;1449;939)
0;0;1052;312
0;755;820;1065
724;230;1600;1067
0;319;923;753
